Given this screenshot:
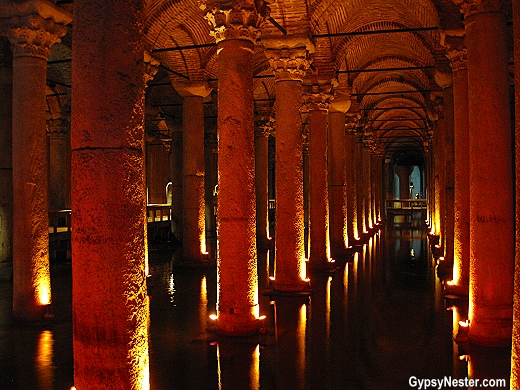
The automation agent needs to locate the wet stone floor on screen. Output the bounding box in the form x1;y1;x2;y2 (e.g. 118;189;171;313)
0;216;512;389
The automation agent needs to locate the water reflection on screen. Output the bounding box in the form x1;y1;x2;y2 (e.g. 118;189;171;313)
0;217;515;389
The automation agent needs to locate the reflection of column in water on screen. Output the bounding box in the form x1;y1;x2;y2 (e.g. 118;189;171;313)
274;298;307;390
451;305;469;380
307;273;331;389
468;345;511;390
36;330;54;390
329;264;349;388
257;247;270;291
217;340;260;390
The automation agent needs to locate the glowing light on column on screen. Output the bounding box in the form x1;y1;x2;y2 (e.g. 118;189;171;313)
35;261;51;305
199;198;208;255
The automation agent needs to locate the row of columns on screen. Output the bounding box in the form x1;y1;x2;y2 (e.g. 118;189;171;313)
428;0;515;351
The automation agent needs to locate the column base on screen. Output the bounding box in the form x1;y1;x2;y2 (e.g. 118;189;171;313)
208;313;266;337
444;283;469;300
307;260;338;273
263;281;312;297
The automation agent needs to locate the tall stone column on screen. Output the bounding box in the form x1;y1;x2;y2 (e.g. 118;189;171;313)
345;112;359;243
71;0;149;387
511;0;520;385
362;145;372;229
354;131;366;238
1;2;70;321
204;131;218;259
47;118;69;210
395;165;413;200
263;37;313;291
254;114;273;247
328;110;348;257
203;1;269;334
444;35;470;293
304;83;333;268
0;38;12;280
454;0;514;346
174;83;212;262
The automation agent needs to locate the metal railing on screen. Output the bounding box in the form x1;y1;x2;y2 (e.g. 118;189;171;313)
385;198;427;214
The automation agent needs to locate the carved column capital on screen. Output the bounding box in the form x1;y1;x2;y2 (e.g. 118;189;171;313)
0;1;72;60
201;0;270;44
452;0;510;18
263;37;315;81
440;33;467;72
303;82;333;111
144;50;160;86
255;114;274;138
46;117;69;138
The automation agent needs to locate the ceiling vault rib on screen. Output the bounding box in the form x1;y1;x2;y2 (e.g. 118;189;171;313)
312;26;438;39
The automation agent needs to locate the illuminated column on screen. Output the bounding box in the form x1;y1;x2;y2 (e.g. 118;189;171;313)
175;83;212;261
455;0;514;346
47;118;69;210
0;38;12;280
71;0;149;388
328;110;348;257
354;131;366;237
2;2;70;321
263;37;313;291
345;112;359;243
511;0;520;385
362;145;372;229
254;113;273;247
430;94;444;241
203;1;269;334
304;83;332;268
444;35;470;293
204;131;218;259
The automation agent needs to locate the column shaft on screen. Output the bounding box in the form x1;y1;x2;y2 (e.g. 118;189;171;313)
215;39;259;334
452;66;470;290
355;137;365;237
308;108;330;267
328;111;348;255
443;86;455;265
466;9;514;346
48;130;68;210
345;129;358;242
0;41;12;280
71;0;149;387
12;55;50;320
255;127;270;246
274;79;306;289
183;95;206;260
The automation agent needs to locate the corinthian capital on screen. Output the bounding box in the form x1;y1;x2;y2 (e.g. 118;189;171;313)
0;0;72;60
201;0;270;43
440;32;467;72
263;36;314;81
303;82;333;111
452;0;510;18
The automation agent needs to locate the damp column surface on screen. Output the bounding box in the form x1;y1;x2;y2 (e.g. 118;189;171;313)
71;0;149;388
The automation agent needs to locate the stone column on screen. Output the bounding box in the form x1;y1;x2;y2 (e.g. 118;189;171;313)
71;0;149;387
254;114;273;247
345;112;359;243
263;37;313;291
304;83;333;269
203;0;269;334
328;110;348;257
435;65;455;266
362;144;372;229
174;82;212;262
511;0;520;385
1;2;70;321
47;118;69;210
204;131;218;259
444;35;470;294
0;38;12;280
354;131;366;238
455;0;514;346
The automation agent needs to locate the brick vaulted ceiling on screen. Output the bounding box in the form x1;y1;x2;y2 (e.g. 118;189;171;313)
49;0;467;163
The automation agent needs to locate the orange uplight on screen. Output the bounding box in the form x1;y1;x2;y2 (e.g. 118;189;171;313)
258;315;266;320
446;280;455;286
209;314;218;321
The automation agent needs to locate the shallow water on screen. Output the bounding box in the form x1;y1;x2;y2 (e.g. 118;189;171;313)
0;216;511;389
